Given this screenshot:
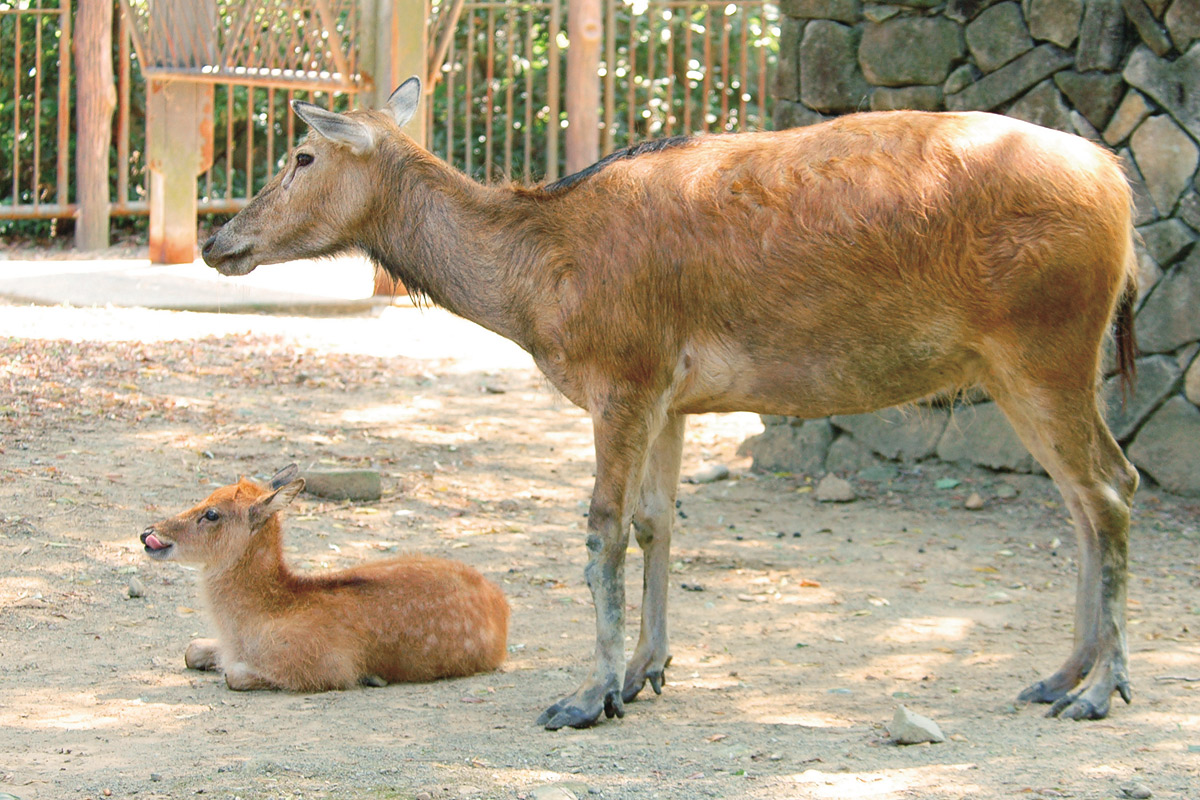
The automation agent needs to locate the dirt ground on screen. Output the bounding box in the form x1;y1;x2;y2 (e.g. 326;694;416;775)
2;298;1199;800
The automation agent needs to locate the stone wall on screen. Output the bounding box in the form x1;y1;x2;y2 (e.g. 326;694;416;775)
745;0;1200;495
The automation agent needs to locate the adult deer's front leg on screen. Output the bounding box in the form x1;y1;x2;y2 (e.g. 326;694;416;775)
538;404;661;730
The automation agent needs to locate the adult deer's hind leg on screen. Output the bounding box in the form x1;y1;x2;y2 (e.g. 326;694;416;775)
990;386;1137;719
623;413;686;703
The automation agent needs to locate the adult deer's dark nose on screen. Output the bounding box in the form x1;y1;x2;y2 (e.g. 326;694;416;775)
201;233;219;260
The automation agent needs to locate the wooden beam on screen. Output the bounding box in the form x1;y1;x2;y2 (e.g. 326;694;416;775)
75;0;116;251
566;0;602;173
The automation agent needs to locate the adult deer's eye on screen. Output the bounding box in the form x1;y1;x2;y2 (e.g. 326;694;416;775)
203;508;220;522
296;152;314;168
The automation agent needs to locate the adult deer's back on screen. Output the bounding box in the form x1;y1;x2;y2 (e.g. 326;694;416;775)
204;79;1139;729
512;112;1137;418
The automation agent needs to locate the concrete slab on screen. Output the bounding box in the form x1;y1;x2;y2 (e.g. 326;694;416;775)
0;255;391;316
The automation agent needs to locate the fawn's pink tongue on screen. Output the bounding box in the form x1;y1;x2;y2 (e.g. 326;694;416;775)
145;533;168;550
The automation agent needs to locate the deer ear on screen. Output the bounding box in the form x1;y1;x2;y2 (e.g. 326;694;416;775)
268;464;300;490
291;101;375;154
248;479;305;530
385;76;422;128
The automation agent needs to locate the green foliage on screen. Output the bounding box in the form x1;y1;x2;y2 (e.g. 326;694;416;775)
429;0;779;184
1;1;71;238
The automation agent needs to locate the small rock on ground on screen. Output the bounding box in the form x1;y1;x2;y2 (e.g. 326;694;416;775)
300;468;382;501
889;705;946;744
529;784;586;800
127;576;146;598
964;492;984;510
688;464;730;484
1120;784;1152;799
815;474;856;503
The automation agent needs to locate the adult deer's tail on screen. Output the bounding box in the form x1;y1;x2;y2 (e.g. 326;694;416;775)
1114;246;1139;403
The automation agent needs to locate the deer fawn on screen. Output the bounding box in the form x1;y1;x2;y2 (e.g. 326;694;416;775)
141;465;509;692
203;78;1139;727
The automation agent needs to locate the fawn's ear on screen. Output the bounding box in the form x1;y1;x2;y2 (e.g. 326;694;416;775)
269;464;300;490
248;479;305;530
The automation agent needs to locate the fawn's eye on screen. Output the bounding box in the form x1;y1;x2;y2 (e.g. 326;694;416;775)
295;152;314;168
202;508;220;522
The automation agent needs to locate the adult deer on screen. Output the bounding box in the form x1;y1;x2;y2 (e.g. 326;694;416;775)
203;78;1139;728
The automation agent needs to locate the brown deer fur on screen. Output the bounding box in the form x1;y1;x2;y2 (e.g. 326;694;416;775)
202;78;1140;727
140;466;509;691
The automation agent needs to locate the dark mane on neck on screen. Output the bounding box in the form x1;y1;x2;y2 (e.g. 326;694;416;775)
529;135;697;197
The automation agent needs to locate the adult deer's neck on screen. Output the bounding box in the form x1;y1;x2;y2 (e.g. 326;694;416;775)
364;144;552;350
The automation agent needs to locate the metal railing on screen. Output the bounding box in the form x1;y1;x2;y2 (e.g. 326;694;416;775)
1;0;72;221
426;0;779;184
118;0;365;91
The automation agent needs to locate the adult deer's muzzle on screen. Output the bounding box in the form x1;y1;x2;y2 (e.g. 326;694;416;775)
201;230;257;276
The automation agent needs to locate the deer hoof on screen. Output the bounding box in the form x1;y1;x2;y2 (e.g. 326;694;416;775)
621;654;672;703
604;689;624;719
1046;675;1129;720
1017;679;1066;705
1047;694;1107;720
620;671;652;704
538;689;624;730
537;700;600;730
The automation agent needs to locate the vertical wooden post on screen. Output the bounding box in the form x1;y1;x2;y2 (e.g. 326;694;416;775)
363;0;424;296
362;0;425;144
566;0;602;173
145;0;215;264
75;0;116;251
147;80;213;263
